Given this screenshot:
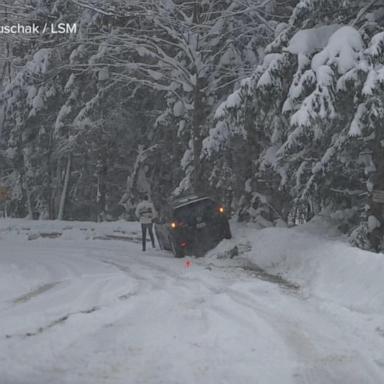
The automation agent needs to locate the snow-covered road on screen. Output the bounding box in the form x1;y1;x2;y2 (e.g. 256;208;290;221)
1;221;384;384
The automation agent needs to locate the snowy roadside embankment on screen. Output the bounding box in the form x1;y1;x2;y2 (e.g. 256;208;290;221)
0;218;139;242
212;219;384;315
0;218;140;300
1;217;384;383
2;217;384;316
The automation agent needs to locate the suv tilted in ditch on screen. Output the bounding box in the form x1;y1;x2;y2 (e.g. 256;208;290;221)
155;196;232;257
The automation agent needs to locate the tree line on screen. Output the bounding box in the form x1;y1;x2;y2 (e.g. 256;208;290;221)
1;0;384;250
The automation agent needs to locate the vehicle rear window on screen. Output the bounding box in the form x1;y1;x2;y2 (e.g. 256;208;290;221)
173;199;217;225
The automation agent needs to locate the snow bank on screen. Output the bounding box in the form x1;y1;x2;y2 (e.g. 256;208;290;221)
224;220;384;315
0;218;140;242
0;218;141;303
2;218;383;317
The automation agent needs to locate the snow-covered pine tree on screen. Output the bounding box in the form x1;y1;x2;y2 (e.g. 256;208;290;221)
0;0;97;219
204;0;384;249
0;0;155;219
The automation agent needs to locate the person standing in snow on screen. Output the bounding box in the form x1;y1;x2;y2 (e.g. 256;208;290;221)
135;194;157;251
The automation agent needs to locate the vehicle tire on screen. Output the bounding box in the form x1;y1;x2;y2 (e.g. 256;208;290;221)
170;239;184;258
223;221;232;239
158;236;164;250
155;226;164;250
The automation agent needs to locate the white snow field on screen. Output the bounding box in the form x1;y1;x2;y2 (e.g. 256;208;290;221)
1;218;384;384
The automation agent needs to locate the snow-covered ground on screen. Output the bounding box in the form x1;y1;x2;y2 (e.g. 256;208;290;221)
1;218;384;384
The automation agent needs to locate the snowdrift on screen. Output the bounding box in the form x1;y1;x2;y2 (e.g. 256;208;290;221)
225;219;384;315
1;217;383;315
0;218;140;242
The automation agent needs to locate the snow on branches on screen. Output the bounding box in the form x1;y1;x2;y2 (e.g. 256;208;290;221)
204;0;384;239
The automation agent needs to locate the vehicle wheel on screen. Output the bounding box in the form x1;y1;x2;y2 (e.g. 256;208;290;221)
223;221;232;239
158;236;164;250
155;227;164;250
170;239;184;258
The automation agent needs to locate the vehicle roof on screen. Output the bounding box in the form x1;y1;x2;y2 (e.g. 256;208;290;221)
172;196;213;210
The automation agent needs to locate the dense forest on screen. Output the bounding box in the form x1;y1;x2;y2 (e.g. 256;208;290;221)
1;0;384;251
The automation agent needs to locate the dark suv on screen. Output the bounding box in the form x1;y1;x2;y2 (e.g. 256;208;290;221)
155;196;232;257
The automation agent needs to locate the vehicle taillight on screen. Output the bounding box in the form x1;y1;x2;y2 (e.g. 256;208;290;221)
180;241;188;248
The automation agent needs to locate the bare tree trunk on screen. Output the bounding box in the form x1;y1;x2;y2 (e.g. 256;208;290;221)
191;1;203;194
96;158;107;222
57;154;71;220
26;191;33;219
367;138;384;251
191;77;203;194
47;130;55;220
53;162;62;218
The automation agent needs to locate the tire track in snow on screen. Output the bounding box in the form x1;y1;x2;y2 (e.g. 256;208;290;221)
5;306;99;339
13;281;62;304
216;285;384;384
3;239;384;384
100;259;169;292
130;255;384;384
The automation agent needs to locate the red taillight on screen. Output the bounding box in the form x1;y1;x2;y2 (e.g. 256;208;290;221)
180;241;188;248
